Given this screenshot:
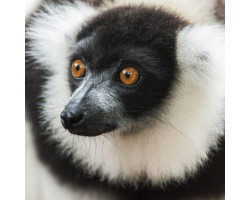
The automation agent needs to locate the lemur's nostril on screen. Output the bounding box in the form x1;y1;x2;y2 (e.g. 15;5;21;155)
60;112;84;129
60;103;85;130
70;113;84;124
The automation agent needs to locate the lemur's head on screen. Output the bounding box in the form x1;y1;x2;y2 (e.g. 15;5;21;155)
61;7;185;137
28;3;224;186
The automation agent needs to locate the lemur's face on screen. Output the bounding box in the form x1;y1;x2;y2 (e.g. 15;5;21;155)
61;7;183;136
27;2;224;185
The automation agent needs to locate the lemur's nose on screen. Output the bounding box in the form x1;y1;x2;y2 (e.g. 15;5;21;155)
60;102;85;129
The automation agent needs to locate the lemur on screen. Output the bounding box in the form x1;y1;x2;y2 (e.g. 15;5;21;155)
25;0;225;199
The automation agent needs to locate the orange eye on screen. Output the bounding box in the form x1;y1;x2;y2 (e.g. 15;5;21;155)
120;67;139;85
72;59;85;78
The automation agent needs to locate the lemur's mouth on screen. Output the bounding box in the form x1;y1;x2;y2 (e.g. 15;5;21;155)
65;124;117;137
67;129;98;137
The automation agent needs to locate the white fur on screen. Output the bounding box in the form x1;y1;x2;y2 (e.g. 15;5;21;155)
26;0;225;193
26;121;119;200
26;1;97;73
105;0;218;24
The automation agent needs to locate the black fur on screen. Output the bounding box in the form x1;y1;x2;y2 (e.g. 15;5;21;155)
70;6;187;121
25;2;225;200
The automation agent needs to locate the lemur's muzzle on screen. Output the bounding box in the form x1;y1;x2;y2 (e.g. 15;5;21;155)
60;101;117;137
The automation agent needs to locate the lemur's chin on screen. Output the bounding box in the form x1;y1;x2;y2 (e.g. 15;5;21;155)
67;125;117;137
67;129;101;137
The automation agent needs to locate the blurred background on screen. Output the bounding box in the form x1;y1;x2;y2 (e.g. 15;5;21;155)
26;0;43;18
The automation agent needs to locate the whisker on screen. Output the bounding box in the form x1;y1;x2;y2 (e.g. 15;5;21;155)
38;23;75;46
97;137;116;162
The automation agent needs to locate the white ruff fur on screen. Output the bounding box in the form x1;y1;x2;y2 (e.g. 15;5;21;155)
106;0;218;24
26;1;225;186
26;120;119;200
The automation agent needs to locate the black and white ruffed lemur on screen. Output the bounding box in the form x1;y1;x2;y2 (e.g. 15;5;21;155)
25;0;225;199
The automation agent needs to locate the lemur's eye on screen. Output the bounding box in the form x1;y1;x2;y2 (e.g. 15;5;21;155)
120;67;139;85
72;60;85;78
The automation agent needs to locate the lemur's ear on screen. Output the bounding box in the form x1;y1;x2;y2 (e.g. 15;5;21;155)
25;1;97;72
176;25;225;87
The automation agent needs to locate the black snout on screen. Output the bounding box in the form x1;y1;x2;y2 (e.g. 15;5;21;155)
60;102;85;129
60;102;117;137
